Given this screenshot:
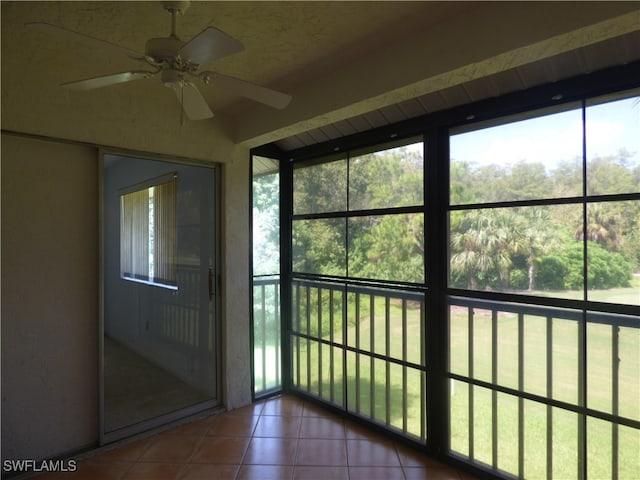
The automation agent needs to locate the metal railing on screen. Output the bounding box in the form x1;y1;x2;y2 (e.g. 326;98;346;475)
150;265;213;352
253;275;282;396
291;278;428;442
448;295;640;479
251;275;639;477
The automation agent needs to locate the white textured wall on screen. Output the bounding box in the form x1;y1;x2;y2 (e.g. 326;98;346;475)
1;134;99;461
0;132;253;462
221;152;253;410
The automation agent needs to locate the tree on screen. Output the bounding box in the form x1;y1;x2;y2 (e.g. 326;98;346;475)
587;151;639;196
350;213;424;283
536;240;632;290
253;173;280;275
575;202;620;251
293;159;347;214
450;160;477;204
450;209;512;289
518;207;556;291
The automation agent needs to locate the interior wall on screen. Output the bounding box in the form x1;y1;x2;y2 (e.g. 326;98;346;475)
221;155;252;410
1;134;99;461
0;130;254;461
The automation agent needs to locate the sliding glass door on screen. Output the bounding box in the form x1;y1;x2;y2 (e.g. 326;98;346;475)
101;153;219;442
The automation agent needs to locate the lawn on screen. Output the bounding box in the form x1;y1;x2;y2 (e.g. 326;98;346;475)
291;284;640;478
535;275;640;305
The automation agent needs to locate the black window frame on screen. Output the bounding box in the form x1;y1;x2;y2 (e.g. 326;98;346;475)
250;61;640;479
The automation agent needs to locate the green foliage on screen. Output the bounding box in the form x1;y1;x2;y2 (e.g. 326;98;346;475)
587;241;633;289
587;151;640;195
349;147;423;209
509;267;529;290
349;213;424;283
292;218;346;276
291;141;637;292
253;173;280;275
448;152;637;293
293;159;347;214
535;255;566;290
535;241;632;290
293;145;424;283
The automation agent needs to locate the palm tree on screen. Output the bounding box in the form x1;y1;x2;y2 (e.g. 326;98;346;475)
451;207;556;292
450;209;512;290
518;207;555;291
575;203;620;251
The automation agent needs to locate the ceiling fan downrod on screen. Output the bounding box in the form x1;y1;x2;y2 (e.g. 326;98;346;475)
163;1;190;37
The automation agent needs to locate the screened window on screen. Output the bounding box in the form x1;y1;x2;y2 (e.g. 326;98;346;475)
252;156;283;397
290;138;427;442
447;89;640;479
120;174;177;288
292;139;424;284
450;106;583;205
449;91;640;305
293;158;347;215
281;71;638;480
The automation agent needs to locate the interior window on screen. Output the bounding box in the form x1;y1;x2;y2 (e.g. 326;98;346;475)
120;174;177;288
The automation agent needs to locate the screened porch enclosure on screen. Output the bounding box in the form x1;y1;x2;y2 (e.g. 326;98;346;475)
251;76;640;479
291;279;427;442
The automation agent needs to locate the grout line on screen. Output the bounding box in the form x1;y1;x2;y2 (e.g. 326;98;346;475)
55;394;474;480
392;441;407;480
292;407;300;480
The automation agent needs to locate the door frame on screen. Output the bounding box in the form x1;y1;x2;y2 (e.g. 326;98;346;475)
98;148;222;445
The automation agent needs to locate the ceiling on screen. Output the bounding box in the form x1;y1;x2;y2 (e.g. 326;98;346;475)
278;28;640;152
2;1;639;162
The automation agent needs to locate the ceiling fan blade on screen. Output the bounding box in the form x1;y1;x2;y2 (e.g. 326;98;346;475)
172;83;214;120
26;22;150;62
61;71;156;90
203;72;292;109
178;27;244;65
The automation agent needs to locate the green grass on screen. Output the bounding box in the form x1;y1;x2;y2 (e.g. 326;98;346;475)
292;285;640;478
534;274;640;304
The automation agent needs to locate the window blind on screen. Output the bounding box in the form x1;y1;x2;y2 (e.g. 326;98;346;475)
120;175;177;287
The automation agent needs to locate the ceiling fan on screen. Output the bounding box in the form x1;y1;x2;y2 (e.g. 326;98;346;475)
26;0;292;120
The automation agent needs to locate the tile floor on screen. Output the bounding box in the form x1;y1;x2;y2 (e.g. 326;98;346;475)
33;394;476;480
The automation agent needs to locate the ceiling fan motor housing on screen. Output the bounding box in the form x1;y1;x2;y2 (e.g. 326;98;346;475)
145;36;185;63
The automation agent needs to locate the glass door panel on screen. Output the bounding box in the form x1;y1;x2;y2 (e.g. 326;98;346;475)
102;154;218;441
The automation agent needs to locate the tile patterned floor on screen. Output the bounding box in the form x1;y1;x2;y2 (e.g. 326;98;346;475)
32;394;476;480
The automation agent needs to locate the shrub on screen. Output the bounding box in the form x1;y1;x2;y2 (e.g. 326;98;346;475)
587;242;632;289
536;241;632;290
535;256;566;290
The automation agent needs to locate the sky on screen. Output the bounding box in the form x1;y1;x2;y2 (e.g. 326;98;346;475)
450;94;640;172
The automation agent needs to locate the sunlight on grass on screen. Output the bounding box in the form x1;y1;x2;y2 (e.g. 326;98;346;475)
292;284;639;477
449;300;639;478
535;275;640;305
